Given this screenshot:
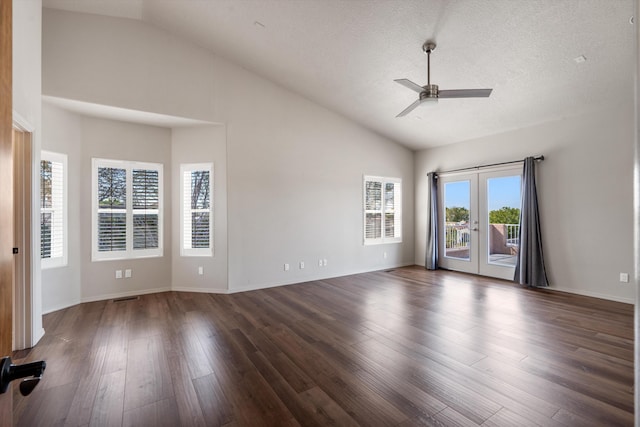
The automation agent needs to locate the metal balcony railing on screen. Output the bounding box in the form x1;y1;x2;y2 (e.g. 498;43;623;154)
505;224;520;247
445;223;470;249
445;223;520;248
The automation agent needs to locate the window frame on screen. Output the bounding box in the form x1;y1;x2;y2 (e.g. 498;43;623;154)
363;175;402;245
92;158;164;261
40;150;68;269
180;163;213;257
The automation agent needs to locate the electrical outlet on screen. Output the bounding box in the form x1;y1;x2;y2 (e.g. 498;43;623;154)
198;266;204;275
115;270;123;279
383;252;387;259
323;259;327;267
284;263;290;271
125;269;132;278
620;272;629;283
319;259;323;267
300;261;305;269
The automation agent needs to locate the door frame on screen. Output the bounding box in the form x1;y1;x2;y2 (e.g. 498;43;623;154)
12;114;33;351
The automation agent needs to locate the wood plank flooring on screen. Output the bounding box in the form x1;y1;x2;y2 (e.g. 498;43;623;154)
12;266;634;426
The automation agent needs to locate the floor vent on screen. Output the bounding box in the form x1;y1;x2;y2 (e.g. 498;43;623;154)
385;269;396;273
113;296;139;303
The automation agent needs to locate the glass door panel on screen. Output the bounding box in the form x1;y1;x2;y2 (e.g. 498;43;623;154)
438;174;478;274
444;180;471;260
486;175;521;267
438;167;521;280
478;168;522;280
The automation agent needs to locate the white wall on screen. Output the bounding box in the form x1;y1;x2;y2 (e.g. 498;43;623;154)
415;100;635;303
41;103;82;312
41;9;415;297
225;83;414;291
78;117;173;302
41;103;174;309
41;106;230;310
14;0;43;346
171;126;228;293
42;9;222;123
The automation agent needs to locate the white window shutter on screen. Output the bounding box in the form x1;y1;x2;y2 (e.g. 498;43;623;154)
41;151;67;268
181;164;213;257
50;160;64;258
92;158;163;261
364;176;402;245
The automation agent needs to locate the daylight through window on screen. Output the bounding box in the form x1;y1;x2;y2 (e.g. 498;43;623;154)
41;151;67;268
363;176;402;245
92;158;163;261
181;163;213;257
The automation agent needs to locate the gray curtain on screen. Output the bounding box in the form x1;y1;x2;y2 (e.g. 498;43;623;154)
425;172;439;270
514;157;548;287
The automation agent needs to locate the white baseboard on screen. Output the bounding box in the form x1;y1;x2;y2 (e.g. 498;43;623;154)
42;300;82;315
81;287;172;304
550;286;634;305
32;328;46;347
171;286;229;294
229;262;414;294
416;262;634;305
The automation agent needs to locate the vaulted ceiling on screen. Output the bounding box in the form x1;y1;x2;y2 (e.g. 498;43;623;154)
43;0;635;151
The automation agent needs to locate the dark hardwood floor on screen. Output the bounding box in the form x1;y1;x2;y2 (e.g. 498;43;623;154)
12;266;634;426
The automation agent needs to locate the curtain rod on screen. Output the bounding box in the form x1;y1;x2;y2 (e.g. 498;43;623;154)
435;155;544;175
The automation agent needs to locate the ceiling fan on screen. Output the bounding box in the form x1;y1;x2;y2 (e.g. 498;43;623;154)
395;41;492;117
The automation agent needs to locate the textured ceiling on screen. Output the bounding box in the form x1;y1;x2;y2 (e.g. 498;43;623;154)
42;0;635;151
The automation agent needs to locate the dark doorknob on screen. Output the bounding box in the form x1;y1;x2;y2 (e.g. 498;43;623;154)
0;357;46;396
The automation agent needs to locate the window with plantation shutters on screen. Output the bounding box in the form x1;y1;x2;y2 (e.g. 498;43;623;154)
132;169;159;250
92;158;163;261
181;163;213;257
363;176;402;245
41;151;67;268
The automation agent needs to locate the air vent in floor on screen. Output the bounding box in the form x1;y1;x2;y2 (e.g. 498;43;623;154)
112;296;140;302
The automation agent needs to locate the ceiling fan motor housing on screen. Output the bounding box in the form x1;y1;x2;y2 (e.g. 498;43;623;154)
420;84;439;99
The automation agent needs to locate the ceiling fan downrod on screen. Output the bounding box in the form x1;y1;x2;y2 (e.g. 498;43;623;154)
421;41;438;96
422;41;436;87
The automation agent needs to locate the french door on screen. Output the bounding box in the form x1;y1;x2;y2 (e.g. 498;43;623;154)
438;167;522;280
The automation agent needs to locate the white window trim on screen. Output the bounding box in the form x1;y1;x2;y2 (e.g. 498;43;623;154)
363;175;402;245
41;151;68;269
92;158;163;262
181;163;213;257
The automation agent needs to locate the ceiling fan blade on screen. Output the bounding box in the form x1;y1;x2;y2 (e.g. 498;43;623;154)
438;89;492;98
396;99;423;117
394;79;424;94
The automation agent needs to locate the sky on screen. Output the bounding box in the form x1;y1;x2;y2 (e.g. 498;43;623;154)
444;175;521;212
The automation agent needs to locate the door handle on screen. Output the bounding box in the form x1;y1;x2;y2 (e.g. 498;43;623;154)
472;227;478;231
0;357;46;396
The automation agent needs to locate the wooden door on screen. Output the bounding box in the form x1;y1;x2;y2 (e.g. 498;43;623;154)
0;0;13;425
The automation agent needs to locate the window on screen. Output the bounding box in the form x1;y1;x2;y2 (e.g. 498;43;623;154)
181;163;213;256
40;151;67;268
363;176;402;245
92;158;163;261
